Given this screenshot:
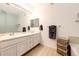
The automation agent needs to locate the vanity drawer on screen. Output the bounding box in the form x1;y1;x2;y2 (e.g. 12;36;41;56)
15;36;26;43
0;39;17;48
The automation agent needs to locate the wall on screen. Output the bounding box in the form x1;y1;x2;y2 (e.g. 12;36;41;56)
32;3;79;48
17;5;39;32
17;3;79;48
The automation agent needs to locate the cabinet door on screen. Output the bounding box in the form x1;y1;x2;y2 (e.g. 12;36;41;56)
34;34;41;46
27;35;33;49
17;41;26;56
1;45;17;56
36;34;41;44
30;36;33;48
29;34;41;49
33;35;37;46
26;37;31;51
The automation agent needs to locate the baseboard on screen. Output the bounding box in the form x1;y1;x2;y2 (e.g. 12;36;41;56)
40;42;57;49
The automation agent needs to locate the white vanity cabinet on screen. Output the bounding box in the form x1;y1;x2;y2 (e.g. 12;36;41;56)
0;39;17;56
32;35;36;47
30;35;35;49
33;33;41;47
35;33;41;44
26;36;31;51
17;40;26;56
29;33;41;49
0;32;41;56
1;45;17;56
16;37;27;56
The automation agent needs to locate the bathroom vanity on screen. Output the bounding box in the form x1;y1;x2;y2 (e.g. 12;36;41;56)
0;32;41;56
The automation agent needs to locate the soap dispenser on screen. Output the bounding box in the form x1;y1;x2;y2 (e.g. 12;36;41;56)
28;26;30;31
22;27;26;32
39;25;43;31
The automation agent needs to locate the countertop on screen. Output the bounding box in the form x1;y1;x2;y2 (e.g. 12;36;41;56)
0;31;41;42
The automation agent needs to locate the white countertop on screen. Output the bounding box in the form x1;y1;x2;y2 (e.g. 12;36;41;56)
0;31;41;42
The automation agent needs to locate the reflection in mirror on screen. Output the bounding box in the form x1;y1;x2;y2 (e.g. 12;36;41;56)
0;3;20;33
0;3;32;33
30;18;39;27
0;10;18;33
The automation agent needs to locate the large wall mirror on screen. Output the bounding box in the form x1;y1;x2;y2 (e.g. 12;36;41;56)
0;3;37;33
30;18;39;27
0;3;20;33
0;10;18;33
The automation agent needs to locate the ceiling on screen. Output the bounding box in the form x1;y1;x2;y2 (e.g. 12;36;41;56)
0;3;27;15
0;3;53;16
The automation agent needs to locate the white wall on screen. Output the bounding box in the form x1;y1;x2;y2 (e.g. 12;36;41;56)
17;4;39;32
17;3;79;48
17;3;35;13
32;3;79;48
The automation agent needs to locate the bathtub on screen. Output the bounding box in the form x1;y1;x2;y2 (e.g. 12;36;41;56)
70;43;79;56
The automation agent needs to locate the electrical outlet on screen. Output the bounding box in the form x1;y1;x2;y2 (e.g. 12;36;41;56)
59;25;61;27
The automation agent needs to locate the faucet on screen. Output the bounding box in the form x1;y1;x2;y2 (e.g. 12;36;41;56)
9;32;14;36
